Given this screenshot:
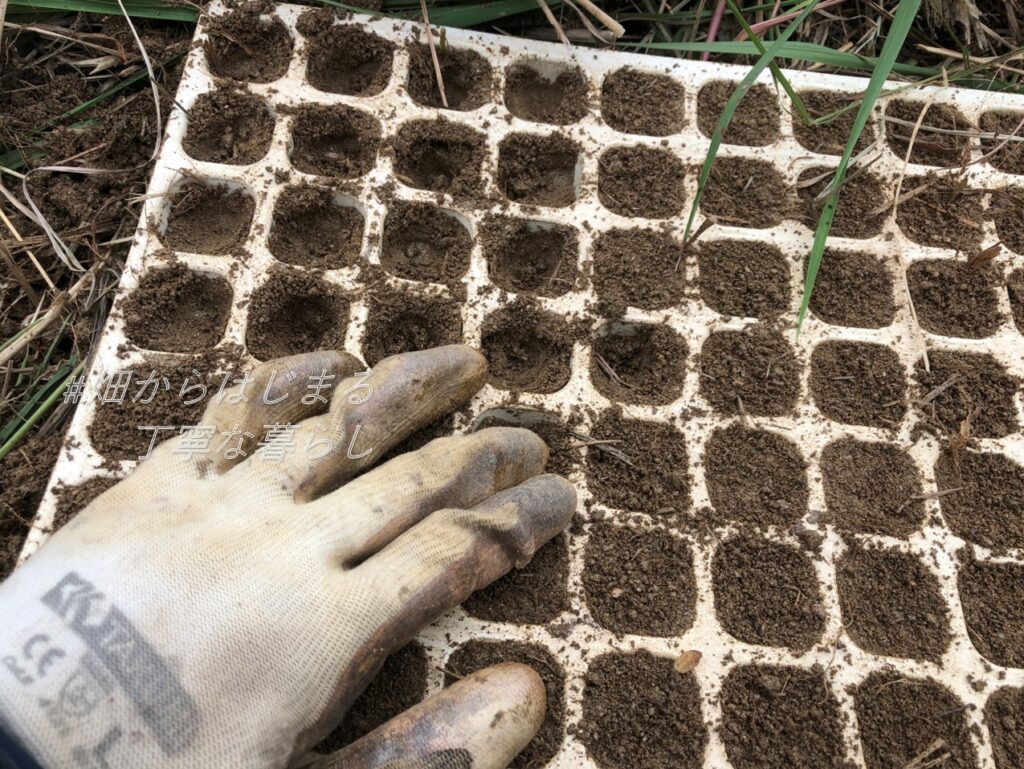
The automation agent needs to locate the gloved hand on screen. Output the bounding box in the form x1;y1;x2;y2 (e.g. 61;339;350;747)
0;345;575;768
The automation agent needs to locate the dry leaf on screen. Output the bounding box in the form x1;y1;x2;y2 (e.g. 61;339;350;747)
674;650;702;674
968;241;1001;272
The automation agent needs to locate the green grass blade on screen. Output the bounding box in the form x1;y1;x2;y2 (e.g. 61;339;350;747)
428;0;562;27
0;359;81;457
8;0;197;20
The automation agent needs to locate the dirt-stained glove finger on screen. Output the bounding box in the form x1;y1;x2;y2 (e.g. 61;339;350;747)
317;664;545;769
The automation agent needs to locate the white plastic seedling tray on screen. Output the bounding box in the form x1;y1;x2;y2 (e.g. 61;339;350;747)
22;3;1024;767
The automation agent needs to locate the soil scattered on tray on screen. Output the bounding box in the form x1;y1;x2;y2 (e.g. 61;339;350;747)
885;100;973;167
163;183;254;254
601;67;684;136
504;63;588;125
913;350;1020;439
407;43;492;111
361;288;462;366
701;157;790;228
713;535;824;650
204;7;293;83
305;25;393;96
699;325;800;416
797;167;888;238
1009;268;1024;331
474;408;580;478
958;556;1024;667
792;90;876;156
52;476;119;532
481;300;576;393
268;184;363;268
481;216;579;297
245;268;349;360
462;534;568;624
907;259;1003;338
590;323;687;405
989;188;1024;254
697;239;790;318
123;264;231;353
810;340;906;428
183;88;274;165
380;200;472;283
936;448;1024;551
290;104;381;178
598;145;686;218
591;228;684;315
808;248;895;328
583;523;696;636
986;686;1024;769
895;174;983;252
497;132;579;207
697;81;779;146
392;119;486;196
581;651;707;769
0;432;63;578
980;110;1024;175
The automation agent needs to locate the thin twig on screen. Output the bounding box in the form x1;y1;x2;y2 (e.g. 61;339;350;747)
419;0;448;109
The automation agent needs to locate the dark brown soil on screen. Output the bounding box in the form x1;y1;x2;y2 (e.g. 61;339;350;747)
598;145;686;219
580;651;706;769
989;188;1024;254
936;449;1024;551
123;264;231;353
591;228;684;315
837;543;950;661
582;523;696;636
697;81;780;146
820;438;924;537
908;259;1003;338
797;167;889;238
792;90;877;156
885;100;973;167
913;350;1020;438
808;248;895;328
462;534;568;624
1009;268;1024;331
810;341;906;428
980;110;1024;175
245;268;349;361
407;43;492;111
361;288;462;366
183;88;274;165
959;556;1024;667
52;476;119;531
380;200;472;283
855;672;978;769
720;665;848;769
895;175;983;252
601;67;684;136
474;408;580;478
290;104;381;178
701;157;790;228
481;301;575;393
204;8;293;83
392;119;486;196
305;25;394;96
986;687;1024;769
0;432;62;579
713;535;824;650
504;63;588;125
444;641;564;769
585;409;690;516
497;132;580;207
697;239;790;318
704;423;808;528
481;216;578;297
268;184;363;269
590;323;687;405
699;326;800;416
163;183;254;255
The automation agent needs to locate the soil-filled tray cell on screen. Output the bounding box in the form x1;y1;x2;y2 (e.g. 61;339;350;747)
701;157;789;229
808;248;895;328
907;259;1003;339
697;81;779;146
245;268;349;361
585;409;690;516
1010;268;1024;331
986;687;1024;769
163;182;254;255
504;61;588;125
203;7;292;83
600;67;684;136
380;200;472;283
796;167;889;239
990;188;1024;254
698;325;800;416
713;535;824;650
820;438;924;538
123;265;232;353
837;543;950;661
474;407;580;478
481;216;579;297
304;24;394;96
936;449;1024;551
268;184;363;269
980;110;1024;175
591;228;685;315
392;119;486;196
895;175;983;252
597;145;686;219
289;104;381;178
183;89;274;166
884;100;973;167
361;289;463;366
445;641;564;769
580;651;706;769
52;476;119;532
809;340;906;428
407;43;492;111
582;523;696;636
792;90;877;156
720;664;848;769
462;534;569;624
697;238;790;319
589;322;687;406
481;301;575;394
497;132;580;207
913;350;1020;439
855;672;979;769
958;557;1024;668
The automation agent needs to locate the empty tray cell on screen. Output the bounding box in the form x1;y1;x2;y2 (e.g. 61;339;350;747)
581;651;706;769
810;340;906;428
807;248;895;328
913;350;1020;439
699;325;800;416
268;184;363;269
590;322;687;406
601;67;684;136
697;238;790;319
1010;268;1024;331
473;407;581;478
792;90;877;156
481;216;579;297
980;110;1024;175
907;258;1004;338
480;300;575;394
361;288;462;366
504;60;588;125
304;24;393;96
203;7;292;83
289;104;380;178
959;557;1024;667
701;157;789;229
986;687;1024;769
936;449;1024;551
704;423;808;528
697;80;779;146
497;132;580;207
407;43;492;111
245;268;349;360
591;228;685;313
392;119;485;196
163;181;254;255
990;187;1024;254
380;200;472;283
123;264;231;353
598;145;686;219
183;88;274;165
583;523;696;636
885;100;973;167
796;166;889;239
895;174;983;252
713;535;824;650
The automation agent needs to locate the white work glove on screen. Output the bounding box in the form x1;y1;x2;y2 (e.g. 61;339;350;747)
0;345;574;768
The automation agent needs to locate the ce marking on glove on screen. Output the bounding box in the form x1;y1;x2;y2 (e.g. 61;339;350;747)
2;634;67;687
